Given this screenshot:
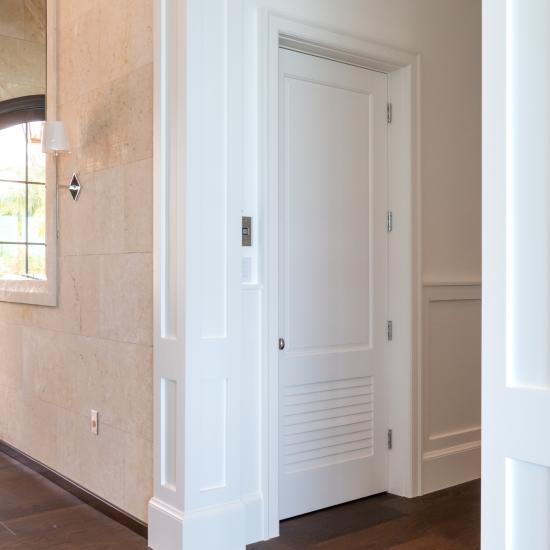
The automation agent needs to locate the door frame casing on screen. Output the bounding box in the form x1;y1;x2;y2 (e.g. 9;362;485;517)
260;14;421;538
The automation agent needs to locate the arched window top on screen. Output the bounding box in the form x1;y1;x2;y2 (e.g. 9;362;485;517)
0;95;45;132
0;97;47;281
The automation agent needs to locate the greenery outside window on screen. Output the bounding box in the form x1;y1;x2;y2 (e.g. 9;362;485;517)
0;120;47;280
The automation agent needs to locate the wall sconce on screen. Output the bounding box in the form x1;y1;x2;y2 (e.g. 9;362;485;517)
42;121;69;155
42;121;81;201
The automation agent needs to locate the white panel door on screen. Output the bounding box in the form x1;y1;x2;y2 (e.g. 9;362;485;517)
483;0;550;548
278;48;389;520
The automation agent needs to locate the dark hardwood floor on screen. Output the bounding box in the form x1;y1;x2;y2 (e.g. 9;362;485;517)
248;480;480;550
0;451;148;550
0;447;479;549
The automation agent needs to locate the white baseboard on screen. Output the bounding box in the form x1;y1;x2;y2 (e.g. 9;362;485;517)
148;497;246;550
421;441;481;494
148;498;184;550
242;492;265;544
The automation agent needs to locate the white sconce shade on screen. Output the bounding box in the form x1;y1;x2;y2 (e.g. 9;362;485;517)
42;121;70;154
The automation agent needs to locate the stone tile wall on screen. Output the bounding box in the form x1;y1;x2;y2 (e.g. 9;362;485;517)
0;0;154;522
0;0;46;101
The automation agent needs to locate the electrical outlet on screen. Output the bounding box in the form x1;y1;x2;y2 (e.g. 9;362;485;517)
90;409;98;435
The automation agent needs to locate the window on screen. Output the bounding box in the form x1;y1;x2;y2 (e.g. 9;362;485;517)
0;94;57;306
0;120;47;280
0;1;54;306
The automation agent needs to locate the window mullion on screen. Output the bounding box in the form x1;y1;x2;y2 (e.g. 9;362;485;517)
25;122;29;276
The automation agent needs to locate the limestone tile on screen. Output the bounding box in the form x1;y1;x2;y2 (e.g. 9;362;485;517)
0;35;45;89
57;100;82;178
57;30;79;103
0;385;9;438
58;160;152;256
0;79;42;101
57;0;94;31
78;84;113;173
0;0;24;39
108;75;133;166
97;0;153;85
80;253;153;346
96;0;132;86
56;407;126;509
61;64;152;175
0;324;23;390
55;408;126;508
86;165;127;254
0;301;33;325
23;0;45;43
79;79;129;173
69;6;103;98
31;256;82;332
19;394;58;467
22;327;81;410
3;391;58;465
57;7;100;99
55;406;83;483
123;157;153;253
74;337;153;441
122;63;153;164
58;168;118;256
1;386;25;450
78;418;125;509
127;0;154;71
123;432;153;522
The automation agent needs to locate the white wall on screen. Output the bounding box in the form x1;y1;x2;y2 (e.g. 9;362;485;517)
239;0;481;534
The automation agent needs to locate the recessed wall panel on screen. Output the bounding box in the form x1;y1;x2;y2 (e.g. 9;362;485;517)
508;0;550;388
188;0;228;340
199;377;228;492
160;378;177;489
426;298;481;441
284;78;372;352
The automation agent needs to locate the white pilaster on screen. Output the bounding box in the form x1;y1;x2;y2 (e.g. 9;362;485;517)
150;1;245;548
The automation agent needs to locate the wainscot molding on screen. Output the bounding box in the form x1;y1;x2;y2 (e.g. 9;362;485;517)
422;280;482;288
421;282;482;494
421;441;481;494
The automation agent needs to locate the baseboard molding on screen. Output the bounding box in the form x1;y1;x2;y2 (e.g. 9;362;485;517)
242;492;265;544
0;440;148;539
148;498;184;550
421;440;481;495
148;497;245;550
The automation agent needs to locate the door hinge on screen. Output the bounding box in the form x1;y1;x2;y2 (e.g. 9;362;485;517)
387;320;393;341
387;102;393;123
387;429;393;450
386;210;393;233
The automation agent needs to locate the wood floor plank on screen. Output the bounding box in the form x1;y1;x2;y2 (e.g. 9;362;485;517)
0;447;479;549
0;451;148;550
249;480;480;550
